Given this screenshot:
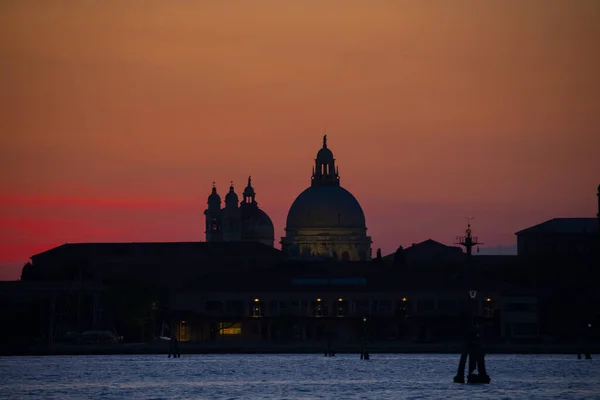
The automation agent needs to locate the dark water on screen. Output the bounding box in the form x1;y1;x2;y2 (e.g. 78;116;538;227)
0;354;599;399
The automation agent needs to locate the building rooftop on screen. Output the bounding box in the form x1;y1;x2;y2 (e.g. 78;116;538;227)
515;218;597;235
31;241;283;260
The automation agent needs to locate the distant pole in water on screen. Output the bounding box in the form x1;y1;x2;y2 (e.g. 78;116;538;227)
325;332;335;357
454;222;490;384
48;294;56;349
578;323;593;360
360;317;369;360
168;323;181;359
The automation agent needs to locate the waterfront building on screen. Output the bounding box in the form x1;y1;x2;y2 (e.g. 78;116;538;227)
9;139;600;349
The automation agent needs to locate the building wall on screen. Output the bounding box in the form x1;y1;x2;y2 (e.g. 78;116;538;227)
282;228;372;261
517;233;596;257
170;290;516;343
500;296;539;339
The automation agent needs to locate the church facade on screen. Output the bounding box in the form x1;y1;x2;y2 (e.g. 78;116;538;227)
281;136;372;261
204;177;275;248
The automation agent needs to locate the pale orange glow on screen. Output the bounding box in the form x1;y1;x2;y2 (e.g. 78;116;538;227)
1;1;599;280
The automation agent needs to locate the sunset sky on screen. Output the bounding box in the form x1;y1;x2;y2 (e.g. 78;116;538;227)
1;1;599;280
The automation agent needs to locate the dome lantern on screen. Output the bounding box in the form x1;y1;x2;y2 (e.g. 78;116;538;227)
242;176;257;206
312;135;339;187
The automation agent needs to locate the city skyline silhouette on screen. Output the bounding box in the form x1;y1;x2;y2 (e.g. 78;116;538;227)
1;1;599;279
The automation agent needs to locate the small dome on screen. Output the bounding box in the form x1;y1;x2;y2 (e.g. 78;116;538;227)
244;186;255;196
225;185;239;205
286;185;366;230
316;147;334;162
208;187;221;204
316;134;334;162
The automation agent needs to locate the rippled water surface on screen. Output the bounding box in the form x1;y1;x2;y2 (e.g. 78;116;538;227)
1;354;599;399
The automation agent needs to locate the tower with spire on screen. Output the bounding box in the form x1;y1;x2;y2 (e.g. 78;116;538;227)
222;181;242;242
204;182;223;242
241;176;256;206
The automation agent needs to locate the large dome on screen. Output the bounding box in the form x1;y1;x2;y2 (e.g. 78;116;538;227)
242;207;275;239
286;185;366;230
281;136;372;262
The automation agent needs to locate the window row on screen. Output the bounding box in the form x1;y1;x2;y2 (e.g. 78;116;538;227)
201;298;493;317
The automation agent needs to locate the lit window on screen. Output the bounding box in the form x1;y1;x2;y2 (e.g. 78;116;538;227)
179;321;189;342
337;300;348;317
316;304;323;317
252;302;263;317
219;322;242;335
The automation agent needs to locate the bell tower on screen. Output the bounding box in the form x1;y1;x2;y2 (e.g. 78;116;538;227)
222;181;241;242
204;182;223;242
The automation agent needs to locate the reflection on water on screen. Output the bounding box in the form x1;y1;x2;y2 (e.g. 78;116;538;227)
0;354;599;399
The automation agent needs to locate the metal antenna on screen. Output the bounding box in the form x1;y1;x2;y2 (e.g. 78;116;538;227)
455;218;483;256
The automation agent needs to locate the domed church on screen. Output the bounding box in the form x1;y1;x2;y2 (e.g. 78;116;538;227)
204;177;275;247
281;136;372;261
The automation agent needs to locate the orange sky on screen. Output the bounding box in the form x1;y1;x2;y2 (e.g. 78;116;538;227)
1;1;599;280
